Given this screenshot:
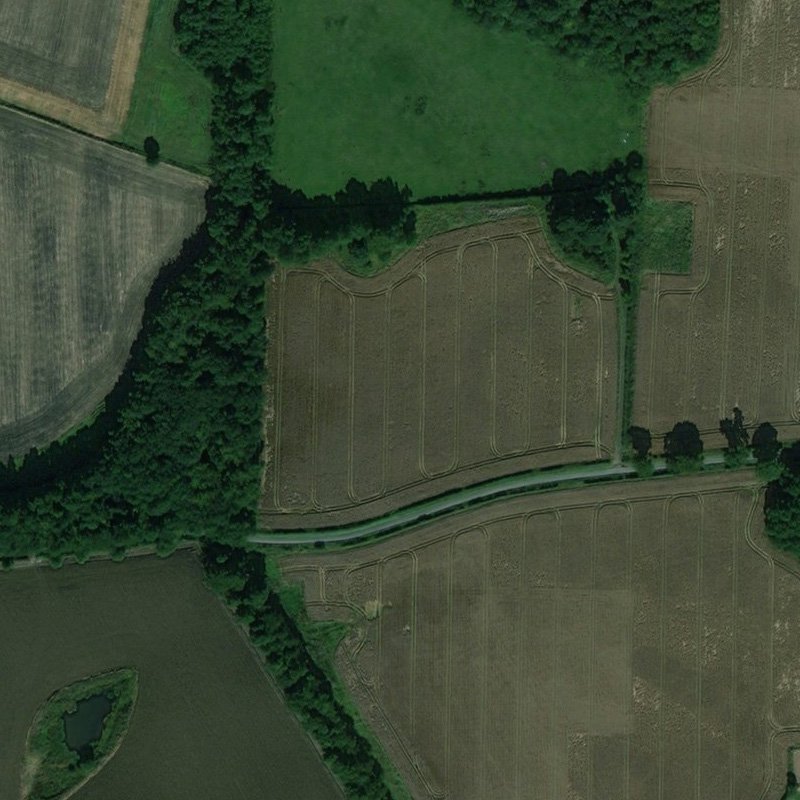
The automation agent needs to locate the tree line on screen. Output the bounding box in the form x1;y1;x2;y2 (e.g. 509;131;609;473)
453;0;719;89
202;544;399;800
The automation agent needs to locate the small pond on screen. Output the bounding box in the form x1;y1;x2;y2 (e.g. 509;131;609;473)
63;693;112;762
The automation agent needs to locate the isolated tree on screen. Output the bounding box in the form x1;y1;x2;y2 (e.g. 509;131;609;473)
664;420;703;466
719;406;750;467
627;425;652;460
752;422;780;464
144;136;160;164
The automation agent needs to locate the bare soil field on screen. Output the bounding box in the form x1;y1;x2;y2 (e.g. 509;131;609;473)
261;218;618;528
0;0;150;136
0;552;342;800
0;106;206;459
634;0;800;448
283;471;800;799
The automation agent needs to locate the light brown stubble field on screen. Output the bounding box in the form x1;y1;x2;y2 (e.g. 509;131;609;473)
0;105;207;459
0;0;150;137
635;0;800;448
282;471;800;800
261;217;618;528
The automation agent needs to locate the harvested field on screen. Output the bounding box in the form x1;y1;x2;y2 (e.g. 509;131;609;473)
634;0;800;448
0;0;150;136
261;218;618;528
0;552;342;800
283;471;800;800
0;106;207;458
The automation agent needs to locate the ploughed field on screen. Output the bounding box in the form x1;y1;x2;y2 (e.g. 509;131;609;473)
0;0;151;136
0;106;207;459
635;0;800;447
0;552;342;800
262;218;618;528
283;471;800;800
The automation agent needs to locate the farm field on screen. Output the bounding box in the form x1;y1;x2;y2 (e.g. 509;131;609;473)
0;552;343;800
270;0;640;198
634;0;800;448
0;0;150;137
0;105;207;459
261;217;618;528
120;0;213;170
282;471;800;800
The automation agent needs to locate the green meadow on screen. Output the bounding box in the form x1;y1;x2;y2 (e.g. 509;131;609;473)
271;0;641;198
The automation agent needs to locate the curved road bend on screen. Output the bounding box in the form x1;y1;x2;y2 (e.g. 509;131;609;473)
249;452;732;546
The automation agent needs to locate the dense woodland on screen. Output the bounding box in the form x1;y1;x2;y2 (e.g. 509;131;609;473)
453;0;719;88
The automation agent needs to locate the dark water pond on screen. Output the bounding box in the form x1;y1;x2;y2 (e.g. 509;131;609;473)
63;693;112;762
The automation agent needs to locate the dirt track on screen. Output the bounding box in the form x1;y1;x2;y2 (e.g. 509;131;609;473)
635;0;800;448
0;0;151;137
261;217;618;529
283;471;800;800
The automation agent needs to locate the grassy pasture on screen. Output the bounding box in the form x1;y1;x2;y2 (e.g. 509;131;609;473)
271;0;640;198
282;471;797;800
0;553;342;800
120;0;213;171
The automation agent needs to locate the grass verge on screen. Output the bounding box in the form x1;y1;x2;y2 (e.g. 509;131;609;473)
119;0;212;172
23;668;138;800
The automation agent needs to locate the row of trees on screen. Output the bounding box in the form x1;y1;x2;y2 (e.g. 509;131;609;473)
627;408;782;473
453;0;719;89
202;545;398;799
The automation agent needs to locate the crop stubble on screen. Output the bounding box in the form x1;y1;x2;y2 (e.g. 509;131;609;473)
0;0;151;137
262;218;618;528
635;0;800;447
282;471;800;800
0;106;206;458
0;552;342;800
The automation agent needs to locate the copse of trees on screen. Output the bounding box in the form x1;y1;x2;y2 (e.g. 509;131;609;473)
453;0;719;89
664;420;703;471
543;151;644;283
267;177;416;263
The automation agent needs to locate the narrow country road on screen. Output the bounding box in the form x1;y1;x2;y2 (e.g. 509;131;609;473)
249;451;736;546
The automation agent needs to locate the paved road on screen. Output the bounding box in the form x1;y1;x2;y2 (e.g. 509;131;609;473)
249;451;740;546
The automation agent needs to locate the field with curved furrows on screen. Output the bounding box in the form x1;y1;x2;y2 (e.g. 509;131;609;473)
282;471;800;800
634;0;800;449
261;217;618;528
0;0;150;137
0;106;207;459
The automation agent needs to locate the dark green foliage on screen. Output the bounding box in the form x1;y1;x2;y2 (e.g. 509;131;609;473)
268;177;415;258
765;442;800;548
144;136;160;163
453;0;719;89
719;407;749;466
627;426;652;460
544;152;644;282
201;545;397;800
664;420;703;469
753;422;781;464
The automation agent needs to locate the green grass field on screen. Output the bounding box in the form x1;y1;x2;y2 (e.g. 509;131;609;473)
638;197;694;274
119;0;212;172
271;0;641;198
